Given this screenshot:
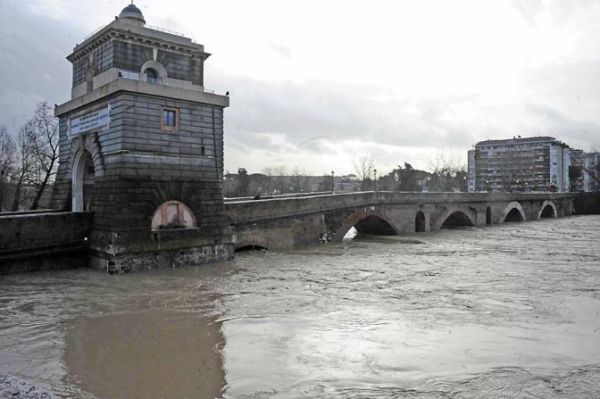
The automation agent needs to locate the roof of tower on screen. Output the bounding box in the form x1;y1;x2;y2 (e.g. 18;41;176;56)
119;3;146;24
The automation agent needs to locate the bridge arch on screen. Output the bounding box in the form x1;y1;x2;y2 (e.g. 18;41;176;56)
500;201;526;223
538;201;558;219
432;207;476;230
440;210;475;229
333;210;400;241
538;200;557;219
415;211;426;232
234;233;270;252
486;207;492;225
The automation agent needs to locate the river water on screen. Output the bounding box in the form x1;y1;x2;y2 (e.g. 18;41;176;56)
1;215;600;398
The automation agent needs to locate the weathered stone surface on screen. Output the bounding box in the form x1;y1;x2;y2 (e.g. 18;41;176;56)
0;372;55;399
50;14;230;274
225;191;580;251
89;243;233;273
574;192;600;214
0;211;92;274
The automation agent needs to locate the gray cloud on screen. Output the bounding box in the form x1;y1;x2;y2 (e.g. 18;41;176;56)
0;1;85;131
2;0;600;174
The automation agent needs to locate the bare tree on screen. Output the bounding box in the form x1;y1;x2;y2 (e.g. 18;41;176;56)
10;128;36;211
6;102;59;211
353;156;375;191
0;126;16;211
27;102;59;209
273;165;287;193
290;167;310;192
428;153;467;192
262;166;274;194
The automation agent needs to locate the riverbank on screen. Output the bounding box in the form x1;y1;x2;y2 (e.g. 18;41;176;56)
0;372;54;399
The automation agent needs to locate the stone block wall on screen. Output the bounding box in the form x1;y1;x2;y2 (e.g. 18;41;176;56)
72;39;205;90
574;192;600;214
0;211;92;274
51;89;230;272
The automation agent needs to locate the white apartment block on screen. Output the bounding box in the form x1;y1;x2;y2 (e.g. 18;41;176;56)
468;136;571;192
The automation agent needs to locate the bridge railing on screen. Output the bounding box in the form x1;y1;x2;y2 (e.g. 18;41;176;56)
225;191;333;202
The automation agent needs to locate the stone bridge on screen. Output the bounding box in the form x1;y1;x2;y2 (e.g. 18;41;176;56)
224;191;578;251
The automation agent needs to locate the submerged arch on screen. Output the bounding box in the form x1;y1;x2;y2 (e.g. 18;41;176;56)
440;210;475;229
235;244;268;252
415;211;426;232
235;233;270;252
500;201;526;223
335;212;400;241
354;215;397;236
486;207;492;225
538;200;557;219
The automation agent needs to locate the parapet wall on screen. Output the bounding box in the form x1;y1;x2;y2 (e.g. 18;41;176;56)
0;211;93;274
574;192;600;214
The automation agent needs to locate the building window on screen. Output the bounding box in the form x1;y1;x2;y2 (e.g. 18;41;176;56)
161;108;179;131
145;68;159;83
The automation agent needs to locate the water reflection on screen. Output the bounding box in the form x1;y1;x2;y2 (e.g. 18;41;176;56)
66;311;224;399
0;216;599;398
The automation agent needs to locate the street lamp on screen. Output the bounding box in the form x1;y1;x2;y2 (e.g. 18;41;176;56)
373;169;377;192
331;170;335;193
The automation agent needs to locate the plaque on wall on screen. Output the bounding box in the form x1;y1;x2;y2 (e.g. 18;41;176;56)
68;105;111;138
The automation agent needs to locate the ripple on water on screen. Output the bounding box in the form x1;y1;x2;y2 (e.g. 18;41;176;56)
0;216;599;398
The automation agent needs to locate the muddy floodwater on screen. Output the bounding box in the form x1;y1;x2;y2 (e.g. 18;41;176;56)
1;215;600;398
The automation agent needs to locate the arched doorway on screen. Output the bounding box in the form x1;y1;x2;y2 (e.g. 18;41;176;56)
72;149;95;212
486;207;492;225
415;211;426;232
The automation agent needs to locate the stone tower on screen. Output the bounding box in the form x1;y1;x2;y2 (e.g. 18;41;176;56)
51;4;233;272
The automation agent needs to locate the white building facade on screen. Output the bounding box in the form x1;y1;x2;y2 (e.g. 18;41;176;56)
467;136;571;192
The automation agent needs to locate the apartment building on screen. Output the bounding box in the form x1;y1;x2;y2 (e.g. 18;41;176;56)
467;136;570;192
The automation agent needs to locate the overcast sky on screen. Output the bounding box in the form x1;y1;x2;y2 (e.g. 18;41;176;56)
1;0;600;175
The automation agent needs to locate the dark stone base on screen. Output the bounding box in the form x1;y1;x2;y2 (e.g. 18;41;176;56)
574;192;600;214
89;243;235;273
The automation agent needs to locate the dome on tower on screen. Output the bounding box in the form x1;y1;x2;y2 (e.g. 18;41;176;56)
119;3;146;24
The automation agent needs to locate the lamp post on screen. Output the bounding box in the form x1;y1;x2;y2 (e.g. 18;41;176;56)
373;169;377;192
331;170;335;193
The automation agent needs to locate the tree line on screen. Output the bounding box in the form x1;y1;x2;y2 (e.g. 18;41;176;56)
226;155;469;198
0;102;59;211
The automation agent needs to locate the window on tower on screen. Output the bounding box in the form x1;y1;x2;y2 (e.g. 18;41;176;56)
145;68;159;83
161;108;179;131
